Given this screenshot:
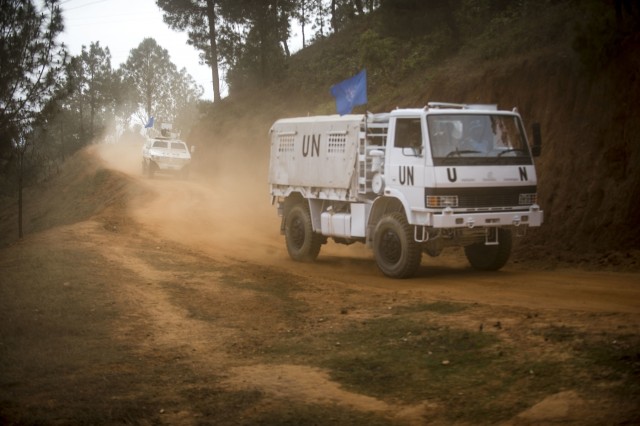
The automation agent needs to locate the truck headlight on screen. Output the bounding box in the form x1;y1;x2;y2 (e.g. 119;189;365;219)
519;193;537;205
426;195;458;208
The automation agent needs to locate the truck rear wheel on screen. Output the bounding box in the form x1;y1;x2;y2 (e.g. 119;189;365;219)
464;228;512;271
373;212;422;278
285;203;322;262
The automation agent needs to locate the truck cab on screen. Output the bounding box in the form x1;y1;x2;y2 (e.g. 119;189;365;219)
383;103;542;231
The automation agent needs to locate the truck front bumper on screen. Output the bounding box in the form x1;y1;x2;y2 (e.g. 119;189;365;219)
410;205;543;229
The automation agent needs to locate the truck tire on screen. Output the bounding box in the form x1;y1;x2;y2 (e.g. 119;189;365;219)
464;228;512;271
285;203;322;262
373;212;422;278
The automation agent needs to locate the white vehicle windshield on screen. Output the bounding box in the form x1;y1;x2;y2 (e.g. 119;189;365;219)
427;114;532;166
150;140;188;152
170;142;187;151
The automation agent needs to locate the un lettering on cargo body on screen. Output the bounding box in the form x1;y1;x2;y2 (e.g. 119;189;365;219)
302;134;321;157
270;122;359;190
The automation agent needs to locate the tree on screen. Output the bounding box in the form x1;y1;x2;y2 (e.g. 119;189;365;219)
296;0;311;48
79;42;113;140
121;38;177;125
167;67;204;131
0;0;66;158
303;0;379;43
312;0;330;39
37;42;121;161
0;0;66;239
378;0;459;39
159;0;304;95
157;0;223;102
120;38;202;128
219;0;297;89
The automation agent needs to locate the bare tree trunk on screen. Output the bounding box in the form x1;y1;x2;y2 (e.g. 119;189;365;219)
331;0;337;30
206;0;222;102
18;148;24;239
300;0;307;48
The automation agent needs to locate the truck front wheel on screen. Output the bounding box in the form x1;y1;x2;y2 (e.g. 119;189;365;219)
464;228;512;271
373;212;422;278
285;203;322;262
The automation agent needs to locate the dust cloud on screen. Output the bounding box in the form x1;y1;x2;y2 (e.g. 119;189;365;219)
92;118;379;278
95;138;284;264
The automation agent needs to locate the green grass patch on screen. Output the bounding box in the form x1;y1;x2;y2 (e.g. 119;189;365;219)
573;332;640;397
263;315;573;423
266;316;562;422
535;324;640;405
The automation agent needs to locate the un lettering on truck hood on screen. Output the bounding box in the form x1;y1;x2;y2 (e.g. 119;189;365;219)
433;165;537;186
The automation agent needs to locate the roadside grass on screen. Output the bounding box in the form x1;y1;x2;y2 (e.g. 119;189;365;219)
180;383;395;426
0;239;165;424
260;302;640;424
262;316;557;423
538;325;640;398
242;401;396;426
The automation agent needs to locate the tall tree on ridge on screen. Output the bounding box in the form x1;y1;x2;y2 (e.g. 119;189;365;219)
0;0;66;239
121;38;202;128
157;0;223;102
0;0;66;157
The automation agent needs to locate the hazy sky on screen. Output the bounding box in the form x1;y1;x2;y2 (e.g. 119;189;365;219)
59;0;215;100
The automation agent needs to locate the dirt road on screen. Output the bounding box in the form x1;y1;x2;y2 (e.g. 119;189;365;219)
102;142;640;315
1;143;638;425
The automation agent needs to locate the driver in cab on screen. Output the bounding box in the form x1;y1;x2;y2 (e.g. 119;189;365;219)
463;119;490;154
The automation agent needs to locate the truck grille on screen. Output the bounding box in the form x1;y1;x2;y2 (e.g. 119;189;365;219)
425;186;537;209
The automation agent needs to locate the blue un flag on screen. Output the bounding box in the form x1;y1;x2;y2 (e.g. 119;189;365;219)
330;69;367;115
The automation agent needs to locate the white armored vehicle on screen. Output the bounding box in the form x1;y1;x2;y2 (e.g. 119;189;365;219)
142;124;192;178
268;102;543;278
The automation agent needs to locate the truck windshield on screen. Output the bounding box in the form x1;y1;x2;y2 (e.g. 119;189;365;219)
427;114;532;166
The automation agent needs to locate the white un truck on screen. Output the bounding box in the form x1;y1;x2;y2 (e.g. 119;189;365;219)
268;102;543;278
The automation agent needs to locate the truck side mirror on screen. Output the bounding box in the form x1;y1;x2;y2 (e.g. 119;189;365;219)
531;122;541;157
190;145;196;154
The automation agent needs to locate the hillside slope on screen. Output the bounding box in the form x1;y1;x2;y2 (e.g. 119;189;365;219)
190;3;640;267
